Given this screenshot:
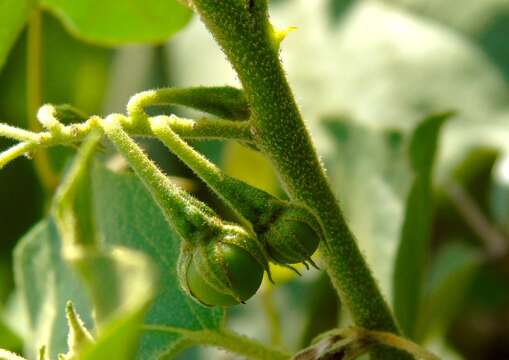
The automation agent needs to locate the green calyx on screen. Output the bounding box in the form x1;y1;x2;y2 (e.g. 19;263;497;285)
178;225;267;306
148;115;322;266
257;202;321;266
101;115;269;306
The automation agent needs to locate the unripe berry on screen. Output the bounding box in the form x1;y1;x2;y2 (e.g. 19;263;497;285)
260;204;321;265
179;226;267;306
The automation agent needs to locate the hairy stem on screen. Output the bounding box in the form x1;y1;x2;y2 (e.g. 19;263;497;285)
127;86;250;121
0;349;27;360
99;114;217;243
143;325;289;360
27;9;59;191
0;123;40;142
190;1;408;358
0;112;253;169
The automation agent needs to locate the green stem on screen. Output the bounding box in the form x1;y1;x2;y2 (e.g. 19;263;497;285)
127;86;249;121
365;330;440;360
27;9;59;192
0;123;40;142
142;325;289;360
260;287;283;347
150;116;274;226
0;112;253;169
53;128;102;249
99;114;217;243
190;1;408;358
0;142;35;169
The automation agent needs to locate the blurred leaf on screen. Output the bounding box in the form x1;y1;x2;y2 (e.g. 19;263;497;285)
52;131;157;360
393;113;449;338
299;272;339;348
265;0;509;182
0;318;22;353
13;159;224;359
327;0;356;24
73;247;157;360
425;337;464;360
13;220;94;360
416;242;482;342
223;141;280;196
92;161;224;359
322;116;410;302
0;0;34;72
388;0;509;82
41;0;193;45
490;154;509;233
0;12;112;125
0;12;112;177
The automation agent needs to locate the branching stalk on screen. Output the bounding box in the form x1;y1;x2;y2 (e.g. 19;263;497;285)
189;1;408;358
0;111;253;170
27;9;60;191
143;325;289;360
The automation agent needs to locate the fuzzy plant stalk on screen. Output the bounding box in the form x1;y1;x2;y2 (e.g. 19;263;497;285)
147;114;321;267
99;114;270;307
189;1;409;358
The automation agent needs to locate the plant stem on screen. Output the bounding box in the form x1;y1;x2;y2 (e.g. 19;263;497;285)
365;329;440;360
27;9;60;192
143;325;289;360
261;287;283;347
99;114;217;243
190;1;408;358
446;181;508;258
0;123;40;142
0;114;253;169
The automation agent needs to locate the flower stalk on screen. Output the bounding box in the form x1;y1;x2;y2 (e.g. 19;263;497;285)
189;1;409;358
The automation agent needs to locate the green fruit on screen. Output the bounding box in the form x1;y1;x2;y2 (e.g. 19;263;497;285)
262;205;321;265
184;240;265;306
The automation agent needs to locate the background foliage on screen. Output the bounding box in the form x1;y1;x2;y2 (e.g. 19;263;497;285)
1;0;509;359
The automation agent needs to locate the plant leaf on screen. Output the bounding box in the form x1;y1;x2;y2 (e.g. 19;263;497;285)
0;0;35;73
0;317;22;354
13;159;223;359
416;242;482;342
392;113;450;338
91;161;224;359
322;116;410;302
71;247;157;360
389;0;509;82
14;220;94;360
41;0;193;45
490;154;509;234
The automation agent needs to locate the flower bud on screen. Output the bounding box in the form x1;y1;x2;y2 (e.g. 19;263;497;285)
178;225;267;306
260;204;321;265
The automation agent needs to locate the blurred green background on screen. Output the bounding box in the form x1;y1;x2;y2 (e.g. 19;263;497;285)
2;0;509;359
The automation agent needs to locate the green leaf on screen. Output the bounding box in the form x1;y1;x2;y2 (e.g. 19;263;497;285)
71;247;157;360
408;112;454;174
0;317;22;353
41;0;193;45
13;159;223;359
91;161;224;359
390;0;509;81
322;116;411;301
14;220;94;360
416;242;482;342
490;153;509;233
0;12;112;123
393;113;450;338
50;129;157;360
260;0;509;180
0;0;34;72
